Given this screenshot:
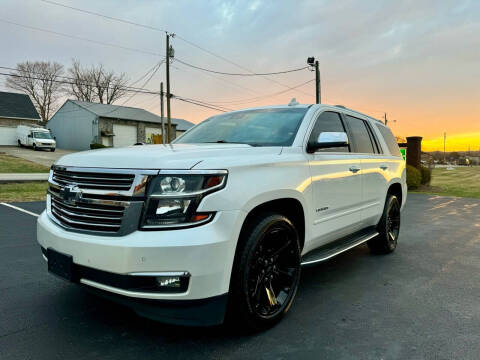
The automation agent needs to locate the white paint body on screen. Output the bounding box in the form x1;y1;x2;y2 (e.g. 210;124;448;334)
37;104;406;302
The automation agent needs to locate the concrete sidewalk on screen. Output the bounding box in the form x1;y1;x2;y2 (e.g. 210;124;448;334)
0;173;49;183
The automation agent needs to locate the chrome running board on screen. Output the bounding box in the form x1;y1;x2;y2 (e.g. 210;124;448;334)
301;228;378;266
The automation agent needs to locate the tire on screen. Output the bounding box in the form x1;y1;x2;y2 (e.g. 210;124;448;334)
32;143;37;151
50;148;55;152
227;213;301;331
18;140;22;147
368;194;401;254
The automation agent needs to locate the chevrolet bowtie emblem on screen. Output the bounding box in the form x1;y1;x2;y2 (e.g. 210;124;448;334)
59;185;82;205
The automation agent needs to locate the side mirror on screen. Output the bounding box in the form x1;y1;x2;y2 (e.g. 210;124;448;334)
307;132;348;153
28;134;32;138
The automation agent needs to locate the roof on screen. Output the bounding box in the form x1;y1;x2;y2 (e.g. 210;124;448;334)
67;100;194;129
0;91;41;120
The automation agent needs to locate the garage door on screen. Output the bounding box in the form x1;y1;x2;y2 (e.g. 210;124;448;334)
113;124;137;147
0;126;17;145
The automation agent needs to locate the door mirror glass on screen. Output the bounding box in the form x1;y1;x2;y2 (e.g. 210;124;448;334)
308;132;348;153
317;132;348;146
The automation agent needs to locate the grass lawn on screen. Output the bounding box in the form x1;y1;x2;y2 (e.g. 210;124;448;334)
412;166;480;198
0;182;48;202
0;154;50;173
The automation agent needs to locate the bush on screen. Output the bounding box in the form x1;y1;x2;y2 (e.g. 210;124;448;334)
90;143;106;150
406;165;421;190
420;165;432;185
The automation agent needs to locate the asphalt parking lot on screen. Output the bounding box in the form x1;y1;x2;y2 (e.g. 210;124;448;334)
1;194;480;360
0;146;76;167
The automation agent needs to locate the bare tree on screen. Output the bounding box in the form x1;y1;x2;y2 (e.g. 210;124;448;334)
6;61;64;124
67;60;96;102
67;60;128;104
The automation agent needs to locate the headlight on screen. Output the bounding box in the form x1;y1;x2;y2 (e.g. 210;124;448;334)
141;170;227;229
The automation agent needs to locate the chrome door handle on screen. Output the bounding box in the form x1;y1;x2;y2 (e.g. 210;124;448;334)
349;166;360;173
380;165;388;170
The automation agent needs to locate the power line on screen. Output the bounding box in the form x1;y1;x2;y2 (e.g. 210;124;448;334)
39;0;167;33
0;71;159;95
172;95;234;112
0;18;162;57
174;58;309;76
36;0;313;96
171;96;229;113
1;71;230;114
204;78;316;105
171;62;261;97
119;60;164;105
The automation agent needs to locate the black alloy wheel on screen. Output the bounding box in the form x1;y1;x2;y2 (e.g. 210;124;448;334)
368;194;401;254
385;197;400;246
247;222;299;318
228;213;301;331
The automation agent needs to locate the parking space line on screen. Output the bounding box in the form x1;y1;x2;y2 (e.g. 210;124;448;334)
0;202;39;217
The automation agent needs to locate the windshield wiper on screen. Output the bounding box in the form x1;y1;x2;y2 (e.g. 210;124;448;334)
205;140;249;145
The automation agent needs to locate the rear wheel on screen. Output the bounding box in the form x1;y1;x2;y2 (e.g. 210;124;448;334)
17;140;22;147
368;194;400;254
50;148;55;152
228;213;301;331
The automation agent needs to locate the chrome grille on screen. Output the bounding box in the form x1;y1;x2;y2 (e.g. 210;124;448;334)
50;193;125;232
52;168;135;191
47;166;156;235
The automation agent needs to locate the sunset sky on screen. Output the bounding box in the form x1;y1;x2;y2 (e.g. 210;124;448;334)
1;0;479;151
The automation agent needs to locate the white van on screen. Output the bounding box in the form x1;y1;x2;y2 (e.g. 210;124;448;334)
16;125;56;152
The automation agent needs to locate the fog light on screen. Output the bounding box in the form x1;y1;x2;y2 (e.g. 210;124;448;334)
156;276;181;288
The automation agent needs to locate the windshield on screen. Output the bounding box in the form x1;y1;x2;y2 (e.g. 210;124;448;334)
174;108;308;147
33;132;53;139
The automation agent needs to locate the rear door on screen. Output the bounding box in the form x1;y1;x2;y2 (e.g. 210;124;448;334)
306;111;364;251
343;115;388;226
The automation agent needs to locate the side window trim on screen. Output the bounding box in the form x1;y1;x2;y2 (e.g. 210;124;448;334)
364;120;382;154
342;114;376;154
307;111;351;153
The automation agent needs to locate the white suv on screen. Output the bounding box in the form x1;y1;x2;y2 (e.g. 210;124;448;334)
37;103;406;330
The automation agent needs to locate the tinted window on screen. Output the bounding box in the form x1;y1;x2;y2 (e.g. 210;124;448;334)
376;124;402;156
309;111;349;152
344;115;375;154
174;108;308;147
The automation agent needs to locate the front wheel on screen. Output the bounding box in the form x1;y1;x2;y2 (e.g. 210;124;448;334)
32;143;37;151
227;213;301;331
50;148;55;152
368;194;401;254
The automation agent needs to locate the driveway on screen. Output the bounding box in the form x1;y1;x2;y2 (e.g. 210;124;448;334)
1;194;479;360
0;146;76;167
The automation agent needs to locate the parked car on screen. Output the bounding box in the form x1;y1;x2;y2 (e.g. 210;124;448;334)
37;103;406;330
16;125;56;151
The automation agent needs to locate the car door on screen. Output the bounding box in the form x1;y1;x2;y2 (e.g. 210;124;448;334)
343;115;388;226
306;111;364;252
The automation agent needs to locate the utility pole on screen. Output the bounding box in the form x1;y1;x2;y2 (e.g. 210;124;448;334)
166;32;174;143
307;57;321;104
443;132;446;163
315;60;320;104
160;81;165;144
384;113;388;126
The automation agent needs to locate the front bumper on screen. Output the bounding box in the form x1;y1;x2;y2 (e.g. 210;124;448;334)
37;209;245;324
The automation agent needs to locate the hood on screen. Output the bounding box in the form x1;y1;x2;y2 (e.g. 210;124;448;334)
55;143;282;169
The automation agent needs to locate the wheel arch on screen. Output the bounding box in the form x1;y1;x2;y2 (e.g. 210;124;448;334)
387;181;403;206
239;195;306;251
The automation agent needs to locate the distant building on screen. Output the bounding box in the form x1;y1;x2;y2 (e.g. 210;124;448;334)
48;100;194;150
0;91;41;145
